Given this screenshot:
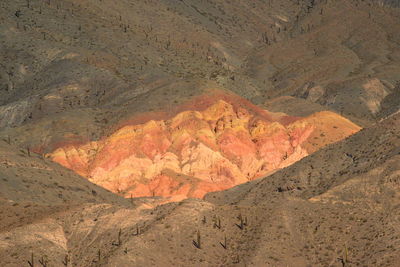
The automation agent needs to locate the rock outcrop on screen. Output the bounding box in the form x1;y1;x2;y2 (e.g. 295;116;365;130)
49;94;361;199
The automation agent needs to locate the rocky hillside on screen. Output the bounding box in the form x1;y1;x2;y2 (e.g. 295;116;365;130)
0;105;398;267
0;0;399;148
1;0;400;266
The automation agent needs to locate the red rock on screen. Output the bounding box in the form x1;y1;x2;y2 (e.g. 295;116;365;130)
48;93;361;200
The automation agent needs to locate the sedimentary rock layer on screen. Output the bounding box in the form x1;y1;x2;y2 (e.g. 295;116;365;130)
50;93;360;199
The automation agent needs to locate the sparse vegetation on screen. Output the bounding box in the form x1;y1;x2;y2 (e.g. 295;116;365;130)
0;0;399;266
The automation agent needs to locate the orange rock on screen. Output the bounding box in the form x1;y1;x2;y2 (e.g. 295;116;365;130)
292;111;362;153
48;93;361;200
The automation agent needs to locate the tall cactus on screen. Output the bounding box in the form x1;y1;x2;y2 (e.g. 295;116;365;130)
193;230;201;249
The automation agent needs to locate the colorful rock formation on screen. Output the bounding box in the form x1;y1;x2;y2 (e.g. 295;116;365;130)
49;92;361;199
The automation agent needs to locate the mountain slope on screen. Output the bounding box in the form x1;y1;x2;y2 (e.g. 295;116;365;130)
1;0;400;151
1;0;400;266
0;105;397;267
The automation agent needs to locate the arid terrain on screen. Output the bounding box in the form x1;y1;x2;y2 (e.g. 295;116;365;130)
0;0;399;266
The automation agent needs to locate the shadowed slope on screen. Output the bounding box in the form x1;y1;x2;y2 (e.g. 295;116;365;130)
0;110;395;267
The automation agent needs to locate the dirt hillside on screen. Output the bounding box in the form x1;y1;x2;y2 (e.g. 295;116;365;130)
1;0;400;266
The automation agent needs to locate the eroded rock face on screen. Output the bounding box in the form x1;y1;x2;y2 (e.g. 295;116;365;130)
49;95;361;199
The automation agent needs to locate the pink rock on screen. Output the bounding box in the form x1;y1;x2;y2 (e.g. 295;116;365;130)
48;95;360;200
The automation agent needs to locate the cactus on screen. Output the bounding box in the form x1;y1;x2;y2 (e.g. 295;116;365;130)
338;257;345;267
192;230;201;249
62;255;69;266
27;253;34;267
134;224;140;236
236;214;244;230
38;256;48;267
337;244;349;267
220;235;227;249
344;243;348;264
92;249;101;263
213;216;221;229
112;228;122;246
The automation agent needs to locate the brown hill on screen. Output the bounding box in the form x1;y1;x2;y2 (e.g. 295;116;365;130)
0;0;399;150
0;0;400;266
0;102;398;267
